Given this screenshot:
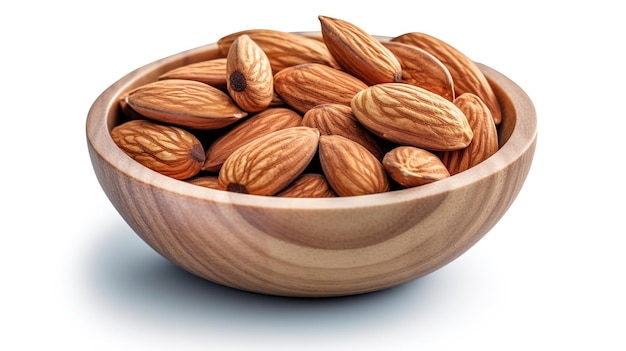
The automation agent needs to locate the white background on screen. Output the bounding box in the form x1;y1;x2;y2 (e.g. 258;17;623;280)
2;1;624;350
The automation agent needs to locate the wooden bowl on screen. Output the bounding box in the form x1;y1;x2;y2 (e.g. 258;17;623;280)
86;34;537;297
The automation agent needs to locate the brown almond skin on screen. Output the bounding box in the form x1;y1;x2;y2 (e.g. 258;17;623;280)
440;93;499;175
383;146;450;188
276;173;337;198
218;29;340;73
110;119;205;180
158;58;227;88
382;41;455;101
273;63;368;114
302;103;383;159
123;79;247;130
351;83;473;151
226;34;274;112
319;135;390;196
185;175;221;189
319;15;402;85
269;91;286;107
217;127;320;196
203;107;303;172
391;32;502;124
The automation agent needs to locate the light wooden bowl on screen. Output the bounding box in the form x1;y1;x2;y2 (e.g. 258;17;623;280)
86;33;537;297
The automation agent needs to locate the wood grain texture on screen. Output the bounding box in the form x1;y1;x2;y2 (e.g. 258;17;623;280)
86;34;537;297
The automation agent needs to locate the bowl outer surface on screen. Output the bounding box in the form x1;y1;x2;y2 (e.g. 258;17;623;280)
86;35;537;297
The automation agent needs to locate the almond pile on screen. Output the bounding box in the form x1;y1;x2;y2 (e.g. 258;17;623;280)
110;15;501;197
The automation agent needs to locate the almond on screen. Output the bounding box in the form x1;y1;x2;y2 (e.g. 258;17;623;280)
110;119;205;180
319;15;402;85
319;134;389;196
382;41;454;101
218;126;320;196
123;79;247;130
440;93;499;175
276;173;337;198
273;63;368;114
203;107;302;172
218;29;340;73
158;58;227;88
391;32;502;124
226;34;274;112
351;83;473;151
383;146;450;188
301;103;383;159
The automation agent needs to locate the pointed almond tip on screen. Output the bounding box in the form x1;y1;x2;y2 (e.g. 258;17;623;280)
318;15;334;25
393;71;403;83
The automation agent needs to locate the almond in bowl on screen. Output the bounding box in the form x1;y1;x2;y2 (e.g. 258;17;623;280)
86;15;537;297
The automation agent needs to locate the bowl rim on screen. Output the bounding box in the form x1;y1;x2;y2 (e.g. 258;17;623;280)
86;35;537;211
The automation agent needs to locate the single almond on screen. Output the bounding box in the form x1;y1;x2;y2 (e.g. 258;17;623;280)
276;173;337;198
123;79;247;130
383;146;450;188
218;127;320;196
382;41;454;101
226;34;274;112
391;32;502;124
273;63;368;114
319;134;390;196
203;107;302;172
158;58;227;88
110;119;205;180
319;15;402;85
351;83;473;151
440;93;499;175
218;29;340;73
301;103;383;159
